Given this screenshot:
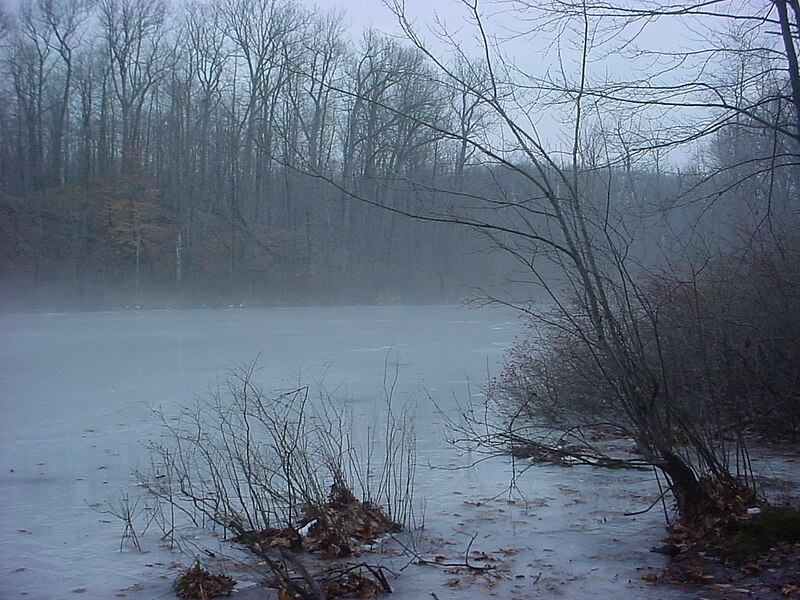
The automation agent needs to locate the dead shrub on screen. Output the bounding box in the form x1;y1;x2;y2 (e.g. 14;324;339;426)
139;359;415;598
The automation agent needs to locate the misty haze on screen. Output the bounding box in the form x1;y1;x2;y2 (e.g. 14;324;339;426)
1;0;799;599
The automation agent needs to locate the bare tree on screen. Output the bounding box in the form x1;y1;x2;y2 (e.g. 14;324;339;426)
292;9;345;175
35;0;93;184
98;0;170;173
7;0;55;191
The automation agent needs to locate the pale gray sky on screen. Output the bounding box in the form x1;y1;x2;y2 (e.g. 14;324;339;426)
305;0;461;32
0;0;732;165
306;0;399;34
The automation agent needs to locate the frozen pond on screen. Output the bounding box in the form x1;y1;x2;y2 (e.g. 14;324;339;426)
0;305;681;599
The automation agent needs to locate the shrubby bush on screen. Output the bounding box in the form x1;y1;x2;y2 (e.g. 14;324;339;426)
141;362;416;535
492;316;619;430
495;229;800;444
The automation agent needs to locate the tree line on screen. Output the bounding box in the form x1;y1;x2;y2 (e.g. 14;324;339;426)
3;1;792;313
0;0;511;308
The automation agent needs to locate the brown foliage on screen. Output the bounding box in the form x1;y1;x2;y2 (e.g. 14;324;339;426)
234;480;402;562
175;563;235;599
299;480;403;559
0;176;304;307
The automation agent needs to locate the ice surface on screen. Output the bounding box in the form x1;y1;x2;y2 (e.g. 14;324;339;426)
0;306;685;599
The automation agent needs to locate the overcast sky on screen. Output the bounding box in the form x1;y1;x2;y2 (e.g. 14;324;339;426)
305;0;465;34
0;0;717;164
308;0;400;34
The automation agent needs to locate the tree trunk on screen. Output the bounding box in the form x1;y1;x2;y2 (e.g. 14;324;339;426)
660;450;712;523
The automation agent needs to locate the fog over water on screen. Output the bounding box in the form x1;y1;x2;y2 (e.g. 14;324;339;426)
0;304;520;477
0;305;522;598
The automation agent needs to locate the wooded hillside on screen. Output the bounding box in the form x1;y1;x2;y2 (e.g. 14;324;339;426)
0;0;509;309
